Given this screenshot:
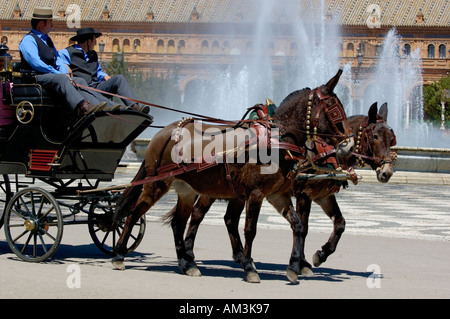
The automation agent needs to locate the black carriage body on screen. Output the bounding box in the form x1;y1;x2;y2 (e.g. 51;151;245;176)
0;73;153;181
0;67;152;262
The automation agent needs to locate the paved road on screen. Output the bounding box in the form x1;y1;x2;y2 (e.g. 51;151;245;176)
112;167;450;242
0;167;449;300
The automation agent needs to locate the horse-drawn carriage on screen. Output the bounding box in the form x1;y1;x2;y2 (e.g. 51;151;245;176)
1;39;397;284
0;47;153;262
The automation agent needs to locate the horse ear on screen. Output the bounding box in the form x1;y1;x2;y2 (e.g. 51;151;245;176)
368;102;378;124
378;103;388;121
325;69;343;93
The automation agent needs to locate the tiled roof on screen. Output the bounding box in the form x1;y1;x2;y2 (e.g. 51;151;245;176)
2;0;449;27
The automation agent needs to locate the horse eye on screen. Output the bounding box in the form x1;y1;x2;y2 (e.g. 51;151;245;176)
373;134;379;140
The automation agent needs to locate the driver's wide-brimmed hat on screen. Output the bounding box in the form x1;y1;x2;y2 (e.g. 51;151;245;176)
70;28;103;42
29;7;57;20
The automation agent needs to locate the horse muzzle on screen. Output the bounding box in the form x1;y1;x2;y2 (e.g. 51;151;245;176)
336;135;355;158
376;162;394;183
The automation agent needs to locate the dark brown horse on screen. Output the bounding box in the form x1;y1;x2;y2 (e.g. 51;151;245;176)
111;69;354;284
294;101;396;274
165;102;396;280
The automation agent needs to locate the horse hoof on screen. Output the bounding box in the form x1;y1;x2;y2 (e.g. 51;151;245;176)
286;268;299;284
301;267;314;276
112;259;125;270
312;251;322;267
185;267;202;277
245;272;261;283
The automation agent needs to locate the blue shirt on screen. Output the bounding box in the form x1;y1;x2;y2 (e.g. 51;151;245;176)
19;29;69;74
59;45;108;82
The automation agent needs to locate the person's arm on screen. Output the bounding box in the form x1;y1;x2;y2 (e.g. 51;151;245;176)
97;62;110;81
55;49;69;74
19;35;64;74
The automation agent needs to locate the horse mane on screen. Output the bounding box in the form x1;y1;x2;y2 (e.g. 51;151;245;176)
274;88;311;121
279;88;310;107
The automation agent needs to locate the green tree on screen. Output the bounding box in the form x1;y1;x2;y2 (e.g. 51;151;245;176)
423;74;450;123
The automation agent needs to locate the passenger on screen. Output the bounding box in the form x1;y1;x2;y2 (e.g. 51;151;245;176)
18;7;107;115
60;28;150;114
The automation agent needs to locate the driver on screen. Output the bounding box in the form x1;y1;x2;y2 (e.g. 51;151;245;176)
60;28;149;113
18;7;107;116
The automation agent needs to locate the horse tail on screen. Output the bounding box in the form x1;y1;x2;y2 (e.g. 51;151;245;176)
113;160;147;225
161;205;177;225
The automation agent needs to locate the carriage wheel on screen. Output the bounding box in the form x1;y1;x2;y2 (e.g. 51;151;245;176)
0;174;13;229
3;187;63;262
87;198;146;256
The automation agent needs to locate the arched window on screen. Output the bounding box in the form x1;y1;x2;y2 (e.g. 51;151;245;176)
439;44;447;58
178;40;186;54
201;40;209;54
357;42;365;55
403;44;411;56
123;39;131;53
133;39;141;53
157;39;165;53
338;43;343;57
112;39;120;52
427;44;435;58
168;40;176;54
1;36;8;44
212;40;220;54
346;43;354;57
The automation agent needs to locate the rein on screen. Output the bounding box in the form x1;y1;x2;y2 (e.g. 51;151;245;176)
75;82;236;124
77;83;353;140
77;85;358;194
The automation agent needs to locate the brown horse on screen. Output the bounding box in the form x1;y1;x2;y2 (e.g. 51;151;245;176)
294;101;396;274
166;102;396;280
111;69;354;284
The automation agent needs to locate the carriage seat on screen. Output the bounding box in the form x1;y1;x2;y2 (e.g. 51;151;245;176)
11;62;56;107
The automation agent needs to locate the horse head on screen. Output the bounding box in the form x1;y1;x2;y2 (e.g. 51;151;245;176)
311;69;355;157
355;102;397;183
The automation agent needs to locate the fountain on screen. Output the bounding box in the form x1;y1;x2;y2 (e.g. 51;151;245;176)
134;0;449;172
145;0;345;130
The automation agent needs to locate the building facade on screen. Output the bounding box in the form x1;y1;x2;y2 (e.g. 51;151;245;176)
1;0;449;107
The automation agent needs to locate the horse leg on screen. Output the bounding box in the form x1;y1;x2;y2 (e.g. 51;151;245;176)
224;199;246;263
112;181;170;270
241;190;264;283
312;195;345;267
170;182;201;276
295;193;314;276
183;196;216;265
267;192;304;284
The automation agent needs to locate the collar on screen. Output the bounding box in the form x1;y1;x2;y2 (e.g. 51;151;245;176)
31;29;48;40
73;44;90;60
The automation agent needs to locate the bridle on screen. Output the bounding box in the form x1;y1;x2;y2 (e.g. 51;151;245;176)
306;88;350;142
353;118;397;168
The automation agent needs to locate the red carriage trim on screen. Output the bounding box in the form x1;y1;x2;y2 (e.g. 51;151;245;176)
29;149;58;172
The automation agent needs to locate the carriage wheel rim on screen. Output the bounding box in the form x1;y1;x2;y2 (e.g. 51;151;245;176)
4;187;63;263
87;199;146;256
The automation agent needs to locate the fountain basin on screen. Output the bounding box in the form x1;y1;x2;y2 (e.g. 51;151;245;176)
392;146;450;173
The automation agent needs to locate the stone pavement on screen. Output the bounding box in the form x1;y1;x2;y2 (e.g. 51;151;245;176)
1;164;449;300
114;164;450;242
